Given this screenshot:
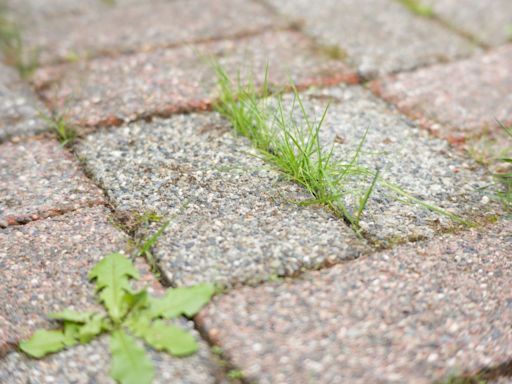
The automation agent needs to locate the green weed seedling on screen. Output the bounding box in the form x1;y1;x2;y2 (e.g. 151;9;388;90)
20;253;215;384
0;11;38;78
40;112;77;146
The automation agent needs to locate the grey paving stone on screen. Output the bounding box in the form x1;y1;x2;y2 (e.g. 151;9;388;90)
6;0;283;65
198;221;512;384
76;112;368;287
0;139;105;226
0;60;48;140
422;0;512;46
0;328;222;384
33;30;356;128
264;0;478;77
372;45;512;141
273;85;499;246
0;206;127;356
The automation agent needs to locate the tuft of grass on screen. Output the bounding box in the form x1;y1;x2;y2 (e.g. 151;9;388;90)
0;10;38;78
397;0;434;17
40;112;77;146
213;63;470;234
214;63;379;231
137;220;169;276
494;121;512;210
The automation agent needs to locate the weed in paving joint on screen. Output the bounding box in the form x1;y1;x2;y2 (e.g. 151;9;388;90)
213;63;469;234
39;112;77;147
0;10;38;78
20;253;215;384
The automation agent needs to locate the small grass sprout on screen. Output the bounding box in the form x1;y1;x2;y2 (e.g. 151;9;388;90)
40;112;77;146
397;0;434;17
20;253;215;384
494;121;512;211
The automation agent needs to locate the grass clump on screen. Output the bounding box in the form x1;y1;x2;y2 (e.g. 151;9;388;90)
40;113;77;146
397;0;434;17
0;10;38;78
20;252;215;384
214;65;379;231
213;64;469;234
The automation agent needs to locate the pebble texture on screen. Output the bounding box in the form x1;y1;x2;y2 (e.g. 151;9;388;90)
198;221;512;384
33;30;356;127
0;139;105;227
0;60;48;140
7;0;283;65
372;45;512;141
273;85;497;245
265;0;478;77
422;0;512;46
0;329;222;384
76;112;367;287
0;206;127;356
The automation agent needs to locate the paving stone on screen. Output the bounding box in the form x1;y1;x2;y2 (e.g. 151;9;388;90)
264;0;478;78
7;0;283;65
0;329;222;384
0;206;127;355
422;0;512;46
33;30;356;128
0;60;48;140
372;45;512;141
0;139;105;226
272;85;498;246
198;220;512;384
76;112;367;287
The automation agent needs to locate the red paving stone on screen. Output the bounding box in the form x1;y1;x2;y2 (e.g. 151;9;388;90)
198;221;512;384
10;0;284;65
0;139;105;227
0;206;129;356
33;31;357;128
372;45;512;142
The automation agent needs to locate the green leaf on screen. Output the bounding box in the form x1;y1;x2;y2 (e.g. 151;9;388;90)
19;329;67;358
48;309;93;323
88;253;139;322
110;330;154;384
149;283;215;319
141;320;198;357
63;322;80;347
79;313;105;343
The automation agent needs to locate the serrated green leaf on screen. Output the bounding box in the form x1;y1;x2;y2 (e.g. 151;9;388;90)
141;320;198;357
110;330;154;384
88;253;139;322
122;289;149;313
48;309;93;323
79;313;105;343
149;283;215;319
19;330;67;358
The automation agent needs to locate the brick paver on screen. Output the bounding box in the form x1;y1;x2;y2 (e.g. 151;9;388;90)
264;0;478;77
7;0;284;65
198;221;512;384
0;139;104;227
372;45;512;141
33;30;356;128
0;60;48;140
76;112;368;287
422;0;512;46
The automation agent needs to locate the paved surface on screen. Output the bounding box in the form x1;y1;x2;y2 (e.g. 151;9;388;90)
1;0;511;383
198;221;512;384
